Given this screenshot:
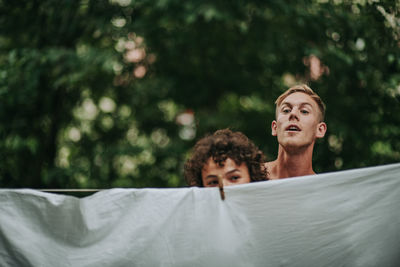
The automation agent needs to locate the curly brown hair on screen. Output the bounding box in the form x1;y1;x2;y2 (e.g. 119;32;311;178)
184;129;268;186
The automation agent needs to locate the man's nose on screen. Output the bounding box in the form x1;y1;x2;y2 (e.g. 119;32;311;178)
289;107;299;120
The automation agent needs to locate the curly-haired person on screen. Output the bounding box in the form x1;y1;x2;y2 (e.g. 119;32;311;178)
184;129;268;187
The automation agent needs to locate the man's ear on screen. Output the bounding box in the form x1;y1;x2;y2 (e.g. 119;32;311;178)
271;120;277;136
316;122;327;138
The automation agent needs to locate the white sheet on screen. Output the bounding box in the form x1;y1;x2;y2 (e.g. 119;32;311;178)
1;163;400;266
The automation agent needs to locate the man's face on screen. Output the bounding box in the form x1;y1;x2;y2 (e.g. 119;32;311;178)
271;92;326;151
201;157;251;187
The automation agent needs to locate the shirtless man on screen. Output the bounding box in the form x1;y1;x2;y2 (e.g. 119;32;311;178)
266;84;327;179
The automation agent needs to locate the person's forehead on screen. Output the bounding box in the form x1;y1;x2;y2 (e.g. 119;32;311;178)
280;92;317;107
202;157;243;172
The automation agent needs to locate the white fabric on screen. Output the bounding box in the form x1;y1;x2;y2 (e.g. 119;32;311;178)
1;163;400;267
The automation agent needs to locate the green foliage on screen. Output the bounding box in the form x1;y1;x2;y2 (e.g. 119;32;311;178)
0;0;399;188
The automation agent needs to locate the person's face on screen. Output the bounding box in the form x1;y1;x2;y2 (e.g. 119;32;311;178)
201;157;251;187
271;92;327;150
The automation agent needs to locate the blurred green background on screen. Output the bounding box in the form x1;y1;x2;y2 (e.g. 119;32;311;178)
1;0;399;189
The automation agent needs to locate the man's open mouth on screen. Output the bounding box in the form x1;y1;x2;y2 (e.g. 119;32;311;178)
286;125;301;131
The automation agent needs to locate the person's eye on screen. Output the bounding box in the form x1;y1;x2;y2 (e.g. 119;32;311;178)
207;180;218;187
282;108;291;113
230;176;241;182
301;109;309;114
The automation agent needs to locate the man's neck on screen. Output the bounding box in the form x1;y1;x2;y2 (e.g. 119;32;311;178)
267;145;315;179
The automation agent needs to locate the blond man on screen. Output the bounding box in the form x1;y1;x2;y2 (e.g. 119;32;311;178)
266;84;327;179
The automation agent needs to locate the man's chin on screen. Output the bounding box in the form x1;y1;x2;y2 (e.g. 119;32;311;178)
281;141;311;154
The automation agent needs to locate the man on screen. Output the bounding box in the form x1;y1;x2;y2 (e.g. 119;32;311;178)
266;84;327;179
184;129;268;187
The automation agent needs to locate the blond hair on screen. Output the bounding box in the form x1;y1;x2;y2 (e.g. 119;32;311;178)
275;84;326;122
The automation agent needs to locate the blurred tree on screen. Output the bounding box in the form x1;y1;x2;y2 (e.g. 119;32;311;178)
0;0;399;189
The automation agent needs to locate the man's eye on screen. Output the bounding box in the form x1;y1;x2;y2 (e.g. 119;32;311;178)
282;109;291;113
301;110;309;114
